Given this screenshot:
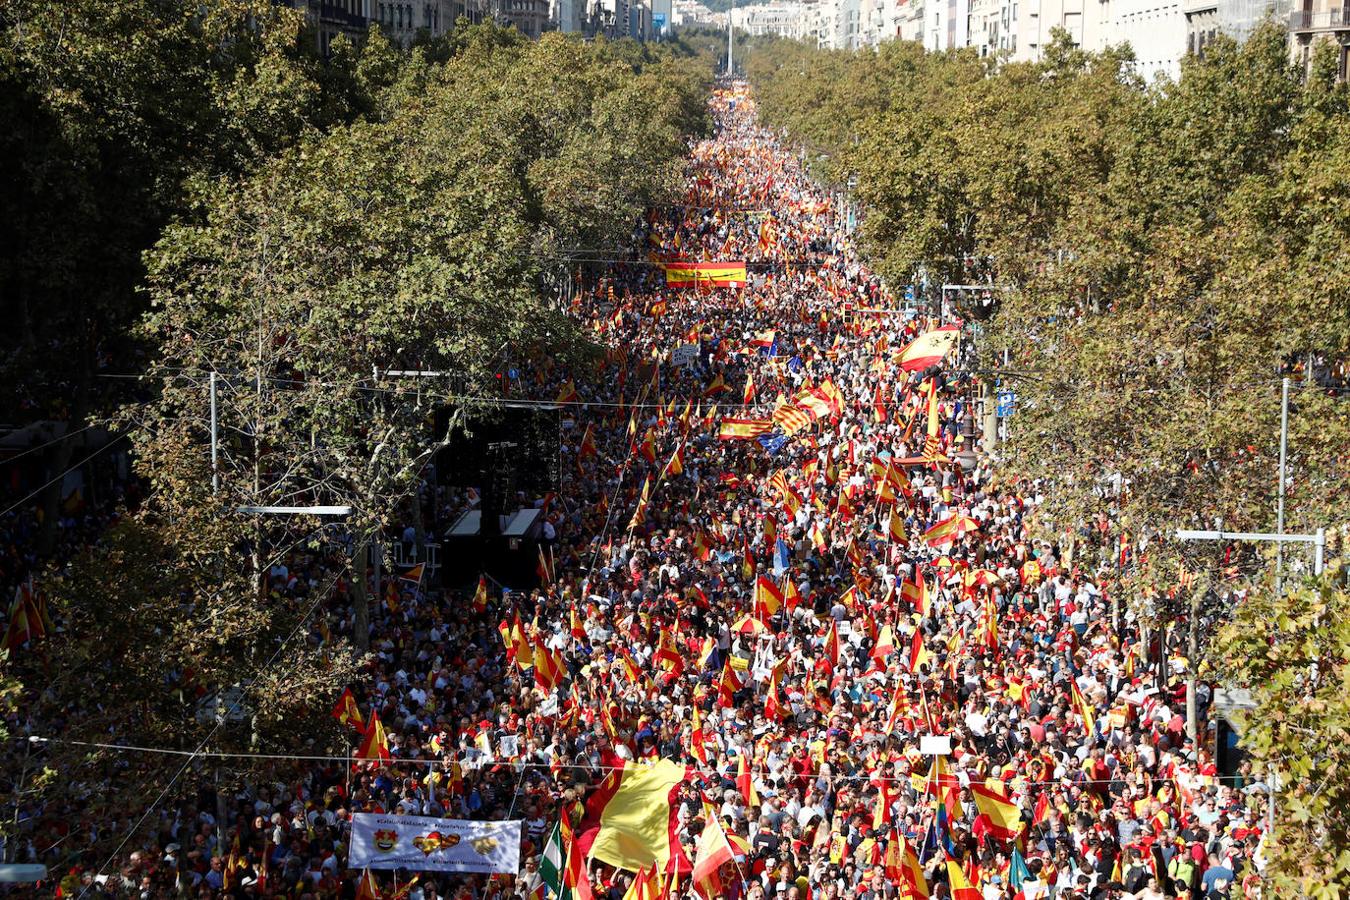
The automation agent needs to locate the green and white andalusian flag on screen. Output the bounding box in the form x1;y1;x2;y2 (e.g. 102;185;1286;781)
539;820;566;898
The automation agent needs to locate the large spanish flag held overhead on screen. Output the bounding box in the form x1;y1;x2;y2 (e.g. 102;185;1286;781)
896;325;961;371
663;261;748;289
577;759;694;874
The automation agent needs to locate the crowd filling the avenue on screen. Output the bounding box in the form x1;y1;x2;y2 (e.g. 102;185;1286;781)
13;85;1270;900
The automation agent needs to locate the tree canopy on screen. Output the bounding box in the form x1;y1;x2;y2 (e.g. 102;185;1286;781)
3;8;711;857
746;27;1350;571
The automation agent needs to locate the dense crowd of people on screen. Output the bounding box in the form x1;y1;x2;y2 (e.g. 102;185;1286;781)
5;84;1273;900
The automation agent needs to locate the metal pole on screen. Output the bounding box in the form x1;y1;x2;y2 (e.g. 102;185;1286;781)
210;371;219;495
372;538;382;618
1267;768;1276;845
1276;377;1288;596
1315;528;1326;576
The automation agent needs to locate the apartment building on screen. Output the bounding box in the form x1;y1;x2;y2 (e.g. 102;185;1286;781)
1288;0;1350;76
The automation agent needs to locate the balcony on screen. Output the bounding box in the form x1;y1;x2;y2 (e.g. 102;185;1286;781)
1289;6;1350;29
311;1;369;28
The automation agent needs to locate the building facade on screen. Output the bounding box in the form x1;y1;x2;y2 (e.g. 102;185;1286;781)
1288;0;1350;76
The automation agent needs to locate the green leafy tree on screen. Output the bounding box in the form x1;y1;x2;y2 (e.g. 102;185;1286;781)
1217;568;1350;899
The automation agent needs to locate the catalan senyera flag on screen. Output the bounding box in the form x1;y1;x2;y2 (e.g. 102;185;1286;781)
897;325;961;371
577;759;693;874
772;404;814;435
663;261;747;289
970;781;1024;841
331;687;364;731
718;418;772;440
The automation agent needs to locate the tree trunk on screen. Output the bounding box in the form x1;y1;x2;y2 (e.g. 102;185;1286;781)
412;484;428;560
1156;619;1168;694
1186;586;1200;740
352;535;370;652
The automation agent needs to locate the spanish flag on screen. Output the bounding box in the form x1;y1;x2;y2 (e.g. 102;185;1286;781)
896;325;961;371
557;380;581;403
1071;681;1096;737
331;687;364;731
908;628;930;672
663;261;747;289
884;832;929;900
970;781;1024;841
922;516;961;548
718;418;771;440
663;443;685;478
355;869;382;900
534;643;567;693
622;865;661;900
889;508;908;543
354;710;391;765
689;703;710;764
690;813;737;899
703;373;731;397
735;753;758;806
754;576;784;617
946;854;982;900
577;760;694;874
823;620;840;669
902;575;928;616
578;424;598;459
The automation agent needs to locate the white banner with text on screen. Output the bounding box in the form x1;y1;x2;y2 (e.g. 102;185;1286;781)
350;814;521;874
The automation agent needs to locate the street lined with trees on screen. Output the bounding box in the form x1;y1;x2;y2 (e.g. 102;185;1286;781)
747;28;1350;896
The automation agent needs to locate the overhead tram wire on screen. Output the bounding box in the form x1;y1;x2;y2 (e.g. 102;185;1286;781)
20;733;1223;788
